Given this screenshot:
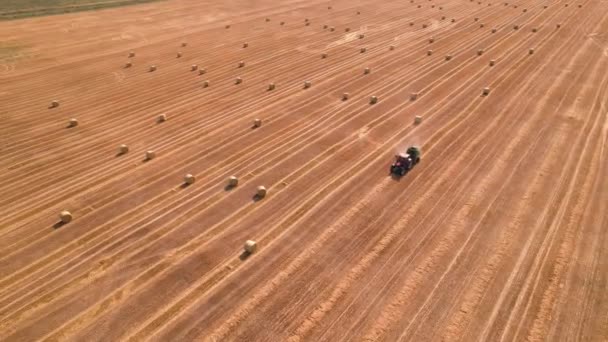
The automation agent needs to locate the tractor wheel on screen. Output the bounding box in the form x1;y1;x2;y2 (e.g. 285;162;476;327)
416;157;420;164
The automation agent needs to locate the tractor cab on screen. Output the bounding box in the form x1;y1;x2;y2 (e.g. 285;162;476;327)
395;153;410;164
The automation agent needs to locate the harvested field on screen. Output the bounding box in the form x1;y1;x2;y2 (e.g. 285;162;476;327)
1;0;607;340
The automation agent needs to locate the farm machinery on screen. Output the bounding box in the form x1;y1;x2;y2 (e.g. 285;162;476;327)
390;146;421;176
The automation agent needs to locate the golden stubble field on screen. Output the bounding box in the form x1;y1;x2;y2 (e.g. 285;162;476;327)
0;0;607;340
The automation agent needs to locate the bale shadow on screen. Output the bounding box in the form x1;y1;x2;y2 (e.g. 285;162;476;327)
224;184;236;191
239;251;252;260
252;194;264;202
53;221;66;229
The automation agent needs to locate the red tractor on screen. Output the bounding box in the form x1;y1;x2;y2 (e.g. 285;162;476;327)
390;146;421;176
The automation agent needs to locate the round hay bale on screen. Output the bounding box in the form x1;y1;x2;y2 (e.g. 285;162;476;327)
304;80;312;89
238;61;245;68
556;23;561;28
268;82;276;91
306;22;310;26
266;18;270;22
59;210;72;223
280;21;285;25
128;51;135;58
543;5;548;8
513;24;519;30
429;37;434;43
323;24;328;29
360;47;367;53
389;45;396;50
345;27;351;32
256;186;267;198
327;5;332;9
445;54;452;61
410;92;418;101
564;3;568;6
330;27;335;32
532;27;537;32
359;34;365;39
410;22;414;26
364;67;371;74
439;6;443;10
149;65;157;72
342;92;349;101
176;52;182;58
492;28;497;33
370;96;378;104
480;23;485;28
243;42;248;48
451;18;456;23
253;118;262;127
202;80;210;88
477;49;484;56
157;114;167;123
305;18;309;22
321;53;328;59
578;4;582;7
118;144;129;154
431;4;435;8
523;8;527;12
235;77;242;84
191;64;198;71
422;23;428;28
418;4;422;8
441;16;446;20
474;17;479;22
198;68;206;75
181;42;187;47
427;49;433;56
414;115;422;124
146;150;156;160
357;11;361;14
482;87;490;95
228;176;238;187
529;48;535;55
184;174;195;185
68;118;78;127
125;61;132;68
225;24;231;29
244;240;257;253
489;59;496;66
51;100;60;108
